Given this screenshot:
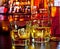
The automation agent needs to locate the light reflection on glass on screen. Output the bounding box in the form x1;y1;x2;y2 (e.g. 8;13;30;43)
10;19;50;49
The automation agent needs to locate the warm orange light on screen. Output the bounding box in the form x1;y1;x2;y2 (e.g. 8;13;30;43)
2;26;8;31
44;0;48;8
8;16;13;22
14;17;18;21
9;18;13;22
51;7;56;17
21;2;24;5
28;1;30;4
34;0;40;7
15;2;19;5
19;18;24;21
24;2;27;5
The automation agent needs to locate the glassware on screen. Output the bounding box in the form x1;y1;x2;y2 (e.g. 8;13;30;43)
31;19;50;43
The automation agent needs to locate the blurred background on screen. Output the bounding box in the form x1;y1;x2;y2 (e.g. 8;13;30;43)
0;0;60;49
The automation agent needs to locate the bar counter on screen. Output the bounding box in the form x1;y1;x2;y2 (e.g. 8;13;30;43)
15;41;58;49
0;34;59;49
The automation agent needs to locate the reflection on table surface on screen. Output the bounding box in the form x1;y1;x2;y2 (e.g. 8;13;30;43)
15;41;58;49
0;35;59;49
